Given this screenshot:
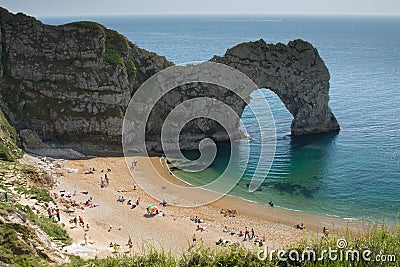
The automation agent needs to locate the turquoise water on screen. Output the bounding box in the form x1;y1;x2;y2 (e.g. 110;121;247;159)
42;15;400;221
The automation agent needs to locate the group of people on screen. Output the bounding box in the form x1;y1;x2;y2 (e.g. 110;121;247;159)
83;196;99;208
191;216;204;223
220;208;237;217
196;224;209;232
127;197;140;209
222;226;265;247
47;206;61;221
100;173;110;188
216;238;240;247
69;215;90;230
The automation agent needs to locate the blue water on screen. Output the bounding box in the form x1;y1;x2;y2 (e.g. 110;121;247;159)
42;15;400;221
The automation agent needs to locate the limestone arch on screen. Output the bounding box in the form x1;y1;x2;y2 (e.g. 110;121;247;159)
211;39;340;136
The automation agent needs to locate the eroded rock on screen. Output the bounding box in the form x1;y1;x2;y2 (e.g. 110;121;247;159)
0;8;339;155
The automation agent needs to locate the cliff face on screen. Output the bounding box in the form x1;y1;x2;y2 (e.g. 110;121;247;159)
0;8;172;154
0;8;339;155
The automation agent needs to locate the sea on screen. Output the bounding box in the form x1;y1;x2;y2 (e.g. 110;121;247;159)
41;15;400;222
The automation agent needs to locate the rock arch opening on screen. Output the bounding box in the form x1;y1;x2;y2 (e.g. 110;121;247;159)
211;39;339;136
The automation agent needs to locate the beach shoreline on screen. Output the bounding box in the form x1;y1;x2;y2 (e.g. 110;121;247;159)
21;154;372;260
145;156;370;234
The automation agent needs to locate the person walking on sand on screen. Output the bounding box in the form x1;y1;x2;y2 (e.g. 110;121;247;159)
105;173;109;185
323;227;329;238
251;228;255;239
47;207;52;219
84;232;88;246
244;227;250;239
56;210;60;221
192;234;196;247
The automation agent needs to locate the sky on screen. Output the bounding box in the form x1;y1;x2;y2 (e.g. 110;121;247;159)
1;0;400;17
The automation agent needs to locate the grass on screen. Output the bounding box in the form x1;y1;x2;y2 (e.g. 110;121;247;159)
15;185;53;203
105;29;128;66
0;202;71;266
0;222;36;264
23;204;72;245
0;107;22;161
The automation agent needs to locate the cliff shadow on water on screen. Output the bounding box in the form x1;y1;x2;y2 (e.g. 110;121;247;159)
241;132;339;198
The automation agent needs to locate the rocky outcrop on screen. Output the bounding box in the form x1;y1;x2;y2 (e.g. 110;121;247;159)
0;8;172;154
211;39;339;135
19;129;87;159
0;8;339;155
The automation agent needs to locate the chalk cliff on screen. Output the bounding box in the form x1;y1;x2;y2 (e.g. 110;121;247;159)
0;8;339;155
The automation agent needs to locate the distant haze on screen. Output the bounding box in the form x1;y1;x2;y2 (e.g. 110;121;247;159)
1;0;400;17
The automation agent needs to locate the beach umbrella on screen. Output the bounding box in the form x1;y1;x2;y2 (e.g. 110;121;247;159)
147;205;153;210
151;206;158;212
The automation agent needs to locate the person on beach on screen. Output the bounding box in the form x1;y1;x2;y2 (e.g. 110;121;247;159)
127;236;133;249
251;228;255;239
268;201;274;207
136;197;140;206
108;225;112;232
133;184;137;190
244;227;250;239
73;216;78;227
47;207;52;219
105;174;109;185
56;210;60;221
84;233;88;246
223;226;228;233
254;236;259;243
323;227;329;237
192;234;196;247
86;223;90;231
230;228;236;235
79;216;84;227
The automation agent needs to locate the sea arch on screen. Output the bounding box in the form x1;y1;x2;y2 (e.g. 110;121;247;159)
211;39;340;136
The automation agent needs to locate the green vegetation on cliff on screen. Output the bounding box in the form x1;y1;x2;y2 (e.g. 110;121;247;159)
0;107;22;161
0;160;71;266
105;29;128;66
104;29;137;79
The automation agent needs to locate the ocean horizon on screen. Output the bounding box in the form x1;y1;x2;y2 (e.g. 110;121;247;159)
42;14;400;222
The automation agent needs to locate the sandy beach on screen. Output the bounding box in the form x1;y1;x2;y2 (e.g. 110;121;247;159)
22;154;371;259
